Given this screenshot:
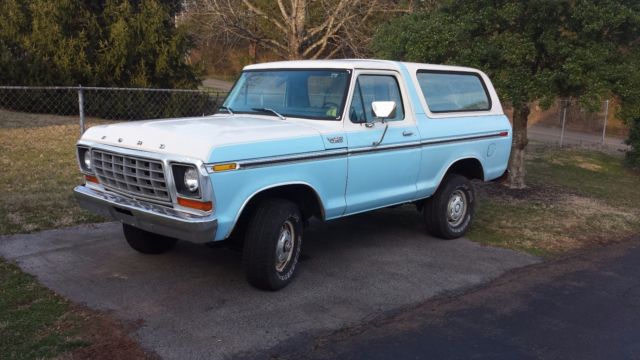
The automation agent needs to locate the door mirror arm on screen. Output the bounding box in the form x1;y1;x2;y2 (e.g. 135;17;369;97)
372;122;389;146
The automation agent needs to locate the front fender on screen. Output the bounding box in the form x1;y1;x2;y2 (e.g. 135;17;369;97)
209;156;347;240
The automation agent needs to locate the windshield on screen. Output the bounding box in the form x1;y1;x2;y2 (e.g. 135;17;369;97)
220;69;351;120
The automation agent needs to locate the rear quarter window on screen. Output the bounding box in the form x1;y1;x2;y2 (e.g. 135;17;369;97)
416;71;491;113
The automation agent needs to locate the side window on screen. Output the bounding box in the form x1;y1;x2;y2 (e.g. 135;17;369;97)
349;75;405;123
416;71;491;113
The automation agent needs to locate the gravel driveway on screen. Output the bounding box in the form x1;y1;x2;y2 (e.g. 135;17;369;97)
0;206;538;359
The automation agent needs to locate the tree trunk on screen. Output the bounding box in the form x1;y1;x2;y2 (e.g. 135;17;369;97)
287;0;307;59
249;40;257;62
507;104;530;189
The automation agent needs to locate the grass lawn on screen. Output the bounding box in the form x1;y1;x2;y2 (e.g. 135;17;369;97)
1;110;149;359
469;143;640;256
0;109;105;235
0;260;88;358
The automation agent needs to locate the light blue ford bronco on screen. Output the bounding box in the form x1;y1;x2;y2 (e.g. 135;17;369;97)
74;59;512;290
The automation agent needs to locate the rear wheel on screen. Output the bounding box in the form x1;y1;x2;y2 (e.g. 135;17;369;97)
242;198;303;291
122;224;178;254
423;174;475;239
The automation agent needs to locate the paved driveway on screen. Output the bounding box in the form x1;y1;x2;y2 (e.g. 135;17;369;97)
0;206;538;359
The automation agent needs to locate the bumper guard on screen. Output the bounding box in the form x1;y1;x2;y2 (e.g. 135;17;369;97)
74;185;217;243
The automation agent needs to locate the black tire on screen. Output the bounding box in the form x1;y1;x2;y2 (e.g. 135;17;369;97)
242;198;303;291
423;174;475;239
122;224;178;254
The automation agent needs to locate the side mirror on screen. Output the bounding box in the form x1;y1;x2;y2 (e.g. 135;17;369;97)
371;101;396;119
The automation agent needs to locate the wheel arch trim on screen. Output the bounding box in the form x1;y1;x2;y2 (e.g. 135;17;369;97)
225;181;327;238
434;156;485;191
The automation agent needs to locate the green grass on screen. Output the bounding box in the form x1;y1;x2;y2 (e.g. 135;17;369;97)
468;144;640;256
0;260;87;359
0;110;107;359
0;110;105;235
527;146;640;208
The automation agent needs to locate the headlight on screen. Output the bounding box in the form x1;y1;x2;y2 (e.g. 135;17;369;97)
184;167;199;193
77;146;92;173
172;164;202;198
83;151;91;170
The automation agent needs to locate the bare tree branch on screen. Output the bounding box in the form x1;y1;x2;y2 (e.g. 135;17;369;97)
242;0;289;34
187;0;414;61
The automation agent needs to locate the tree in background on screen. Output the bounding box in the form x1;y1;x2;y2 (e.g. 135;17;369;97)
188;0;419;62
0;0;97;85
626;118;640;168
96;0;197;88
0;0;198;87
615;45;640;168
373;0;640;187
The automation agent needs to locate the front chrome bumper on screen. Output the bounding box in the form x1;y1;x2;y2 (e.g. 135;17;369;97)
74;185;217;243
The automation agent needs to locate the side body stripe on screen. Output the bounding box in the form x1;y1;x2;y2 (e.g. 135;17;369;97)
207;131;509;172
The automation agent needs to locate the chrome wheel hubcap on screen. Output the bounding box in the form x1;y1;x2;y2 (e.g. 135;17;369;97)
275;220;295;272
447;190;467;227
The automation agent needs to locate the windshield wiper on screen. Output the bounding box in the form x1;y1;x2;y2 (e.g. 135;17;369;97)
251;107;286;120
218;106;234;115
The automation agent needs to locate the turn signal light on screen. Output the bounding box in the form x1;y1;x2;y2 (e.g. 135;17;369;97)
499;131;509;137
177;197;213;212
85;175;99;183
212;163;237;172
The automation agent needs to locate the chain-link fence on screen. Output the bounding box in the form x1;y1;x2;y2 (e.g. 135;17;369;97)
527;99;629;151
0;86;228;133
0;85;228;233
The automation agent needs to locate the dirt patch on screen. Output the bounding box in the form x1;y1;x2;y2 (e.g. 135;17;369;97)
562;195;636;218
59;306;157;360
576;161;602;171
475;180;562;203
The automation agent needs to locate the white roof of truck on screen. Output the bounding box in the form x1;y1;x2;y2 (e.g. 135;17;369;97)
244;59;483;74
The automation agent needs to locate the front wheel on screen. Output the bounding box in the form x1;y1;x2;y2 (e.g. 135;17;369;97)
242;198;303;291
423;174;475;239
122;224;178;254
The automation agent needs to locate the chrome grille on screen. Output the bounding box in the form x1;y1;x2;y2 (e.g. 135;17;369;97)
92;149;170;203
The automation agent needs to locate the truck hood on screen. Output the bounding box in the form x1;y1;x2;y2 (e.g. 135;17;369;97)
80;115;326;161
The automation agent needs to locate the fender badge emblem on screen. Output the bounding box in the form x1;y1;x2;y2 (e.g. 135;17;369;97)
159;144;166;150
327;136;343;144
118;138;123;143
137;140;143;146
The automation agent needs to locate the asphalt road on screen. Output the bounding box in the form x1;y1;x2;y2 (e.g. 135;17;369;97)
528;125;628;152
202;78;233;92
0;206;537;359
272;237;640;360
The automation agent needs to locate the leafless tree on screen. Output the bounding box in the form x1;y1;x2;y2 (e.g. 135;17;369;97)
189;0;416;60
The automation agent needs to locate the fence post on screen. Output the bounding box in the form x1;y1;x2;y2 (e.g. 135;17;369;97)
601;99;609;146
560;100;567;147
78;85;85;135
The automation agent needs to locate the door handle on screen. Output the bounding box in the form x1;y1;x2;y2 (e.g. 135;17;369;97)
402;131;414;137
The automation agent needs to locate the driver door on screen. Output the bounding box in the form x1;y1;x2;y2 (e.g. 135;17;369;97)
343;71;421;214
